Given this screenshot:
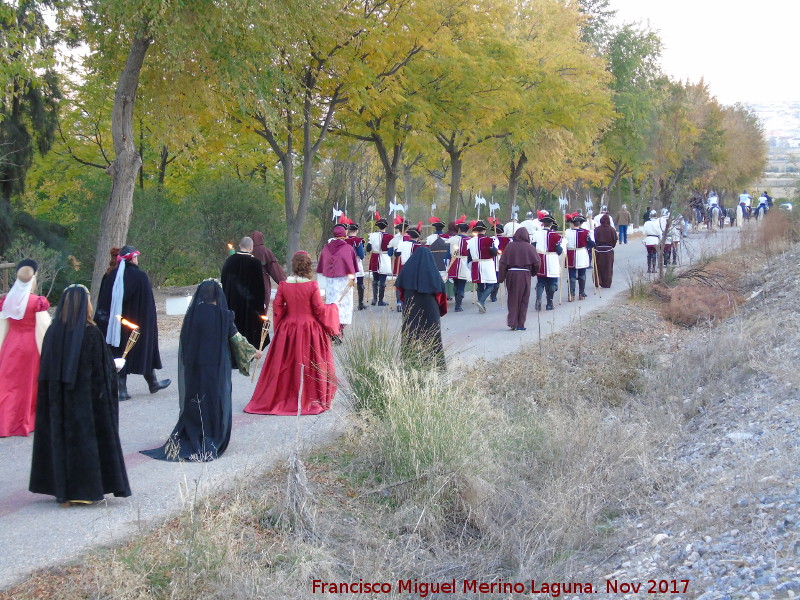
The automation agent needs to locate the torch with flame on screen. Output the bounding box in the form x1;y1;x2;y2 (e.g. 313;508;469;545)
250;315;271;382
227;243;235;255
117;316;140;359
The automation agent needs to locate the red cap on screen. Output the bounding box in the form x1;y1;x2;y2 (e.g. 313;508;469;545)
537;210;549;220
393;215;404;225
455;214;467;225
374;211;381;221
416;221;423;232
469;219;478;230
428;216;441;224
487;216;498;226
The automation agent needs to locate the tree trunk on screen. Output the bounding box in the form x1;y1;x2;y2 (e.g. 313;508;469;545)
90;35;151;305
507;152;527;220
447;151;462;223
281;153;298;269
157;145;169;188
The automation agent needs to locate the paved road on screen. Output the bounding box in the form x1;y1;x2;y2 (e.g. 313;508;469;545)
0;227;740;588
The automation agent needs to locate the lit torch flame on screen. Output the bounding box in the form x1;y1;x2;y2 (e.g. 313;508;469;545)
227;243;233;250
116;315;140;330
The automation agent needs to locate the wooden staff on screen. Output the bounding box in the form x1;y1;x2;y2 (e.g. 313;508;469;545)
250;316;271;383
592;247;602;298
337;275;355;303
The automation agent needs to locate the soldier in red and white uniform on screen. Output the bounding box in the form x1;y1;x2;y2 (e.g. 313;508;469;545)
490;222;509;302
366;217;393;306
447;220;471;312
466;220;499;313
388;218;410;311
564;213;594;301
532;215;563;311
345;223;367;310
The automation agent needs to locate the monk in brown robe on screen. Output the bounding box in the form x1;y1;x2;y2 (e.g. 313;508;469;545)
251;230;286;312
593;214;617;288
498;228;540;331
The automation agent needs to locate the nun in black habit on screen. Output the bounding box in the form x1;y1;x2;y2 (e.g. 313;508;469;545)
141;280;258;462
30;284;131;506
395;246;448;370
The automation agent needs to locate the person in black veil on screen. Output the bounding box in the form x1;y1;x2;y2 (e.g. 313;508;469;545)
141;279;260;462
395;246;448;370
30;284;131;507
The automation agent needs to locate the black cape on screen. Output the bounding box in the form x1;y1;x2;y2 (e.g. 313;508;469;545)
30;321;131;503
95;263;163;374
221;252;266;347
395;247;446;370
141;280;236;462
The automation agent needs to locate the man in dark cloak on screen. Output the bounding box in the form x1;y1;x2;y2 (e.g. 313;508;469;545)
498;228;540;331
395;246;447;370
250;230;286;313
221;236;267;348
95;245;170;401
31;284;131;506
593;213;617;288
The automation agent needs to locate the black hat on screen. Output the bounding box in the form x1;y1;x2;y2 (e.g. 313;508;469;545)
492;223;504;234
570;214;587;225
540;215;557;227
457;222;469;232
408;228;421;238
375;218;388;228
16;259;38;273
472;220;487;231
395;219;410;230
120;245;139;256
347;223;360;231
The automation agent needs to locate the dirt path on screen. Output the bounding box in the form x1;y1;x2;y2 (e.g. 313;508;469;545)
0;227;741;588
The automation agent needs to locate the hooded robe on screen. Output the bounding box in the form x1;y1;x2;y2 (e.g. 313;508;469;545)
593;214;617;288
250;231;286;311
30;285;131;503
498;228;540;329
395;247;447;370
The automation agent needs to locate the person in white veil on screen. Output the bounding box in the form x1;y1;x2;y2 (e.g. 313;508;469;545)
0;260;51;436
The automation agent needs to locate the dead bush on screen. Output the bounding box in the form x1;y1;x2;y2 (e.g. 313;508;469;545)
662;284;743;327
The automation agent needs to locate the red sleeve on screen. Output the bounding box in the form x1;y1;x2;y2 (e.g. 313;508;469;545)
37;296;50;311
436;292;448;316
272;283;287;330
309;282;340;336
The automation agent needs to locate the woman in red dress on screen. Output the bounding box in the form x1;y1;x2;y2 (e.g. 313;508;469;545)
0;260;50;437
244;252;340;416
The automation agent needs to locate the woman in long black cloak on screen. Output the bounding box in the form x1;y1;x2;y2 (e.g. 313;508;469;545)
141;280;258;462
395;247;448;370
30;284;131;506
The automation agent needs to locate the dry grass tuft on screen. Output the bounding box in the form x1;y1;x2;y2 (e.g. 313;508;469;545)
662;284;743;326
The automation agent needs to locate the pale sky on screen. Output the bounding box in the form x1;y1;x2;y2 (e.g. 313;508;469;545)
611;0;800;106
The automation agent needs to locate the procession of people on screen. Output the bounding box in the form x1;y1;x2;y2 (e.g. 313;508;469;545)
1;190;765;507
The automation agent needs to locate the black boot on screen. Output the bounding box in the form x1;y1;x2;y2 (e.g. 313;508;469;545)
455;294;464;312
535;294;542;311
371;280;378;305
377;285;388;306
118;373;131;401
357;286;366;310
144;371;171;394
545;290;554;310
568;280;576;301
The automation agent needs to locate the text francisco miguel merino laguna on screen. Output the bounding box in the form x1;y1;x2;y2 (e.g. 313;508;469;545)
312;578;690;597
